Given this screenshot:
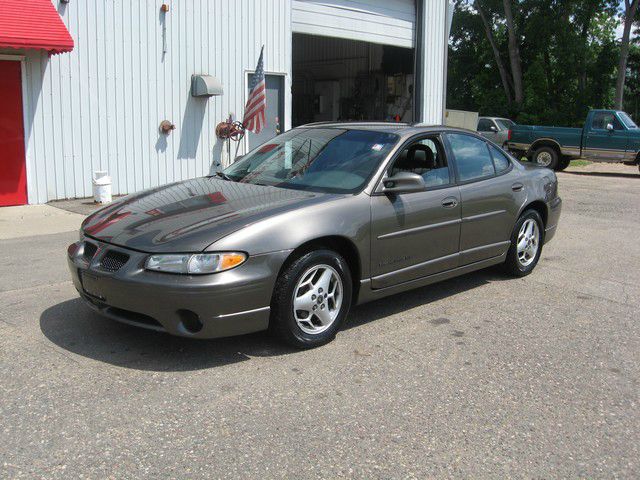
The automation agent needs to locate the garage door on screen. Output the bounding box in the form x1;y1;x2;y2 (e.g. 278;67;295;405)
292;0;415;48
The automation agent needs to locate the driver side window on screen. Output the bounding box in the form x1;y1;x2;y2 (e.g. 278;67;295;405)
592;112;623;130
390;137;450;188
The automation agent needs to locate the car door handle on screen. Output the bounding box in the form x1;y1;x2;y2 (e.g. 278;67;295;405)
441;197;458;208
511;183;524;192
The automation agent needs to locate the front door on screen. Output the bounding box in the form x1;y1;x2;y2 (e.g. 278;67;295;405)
247;74;285;151
583;111;628;161
0;60;27;206
370;135;461;289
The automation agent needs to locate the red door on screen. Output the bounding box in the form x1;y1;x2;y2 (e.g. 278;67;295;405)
0;61;27;206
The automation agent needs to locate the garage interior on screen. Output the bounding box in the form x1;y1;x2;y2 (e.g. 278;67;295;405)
292;33;415;127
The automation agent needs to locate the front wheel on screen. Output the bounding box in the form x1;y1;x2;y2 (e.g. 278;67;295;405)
503;210;544;277
270;249;352;348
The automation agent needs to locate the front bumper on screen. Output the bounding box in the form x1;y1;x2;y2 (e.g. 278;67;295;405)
67;238;291;338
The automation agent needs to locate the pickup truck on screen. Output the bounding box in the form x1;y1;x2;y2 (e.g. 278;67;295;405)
507;109;640;171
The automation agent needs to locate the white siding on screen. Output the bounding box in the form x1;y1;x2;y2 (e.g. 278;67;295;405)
292;0;415;47
23;0;292;204
416;0;448;124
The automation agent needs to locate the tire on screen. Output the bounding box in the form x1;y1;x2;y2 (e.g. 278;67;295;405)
557;156;571;171
532;146;559;170
270;249;352;348
502;209;545;277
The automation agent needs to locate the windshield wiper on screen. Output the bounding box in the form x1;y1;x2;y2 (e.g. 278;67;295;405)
214;171;234;181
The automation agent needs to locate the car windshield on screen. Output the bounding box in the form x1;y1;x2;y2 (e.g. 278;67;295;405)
223;128;399;193
495;118;515;130
618;112;637;129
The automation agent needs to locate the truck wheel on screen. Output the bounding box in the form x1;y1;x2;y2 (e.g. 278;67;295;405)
533;146;559;170
557;156;571;171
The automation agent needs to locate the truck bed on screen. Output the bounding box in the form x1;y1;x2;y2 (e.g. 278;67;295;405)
510;125;583;149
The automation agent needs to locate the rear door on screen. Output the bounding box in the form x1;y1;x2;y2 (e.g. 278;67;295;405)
583;111;628;161
445;133;523;265
370;134;461;289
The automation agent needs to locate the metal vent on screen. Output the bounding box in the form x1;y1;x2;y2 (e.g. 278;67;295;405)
83;241;98;260
100;250;130;272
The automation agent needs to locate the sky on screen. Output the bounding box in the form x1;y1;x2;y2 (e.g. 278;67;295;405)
614;1;637;40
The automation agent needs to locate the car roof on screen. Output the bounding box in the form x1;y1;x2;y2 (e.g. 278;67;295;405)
296;122;479;139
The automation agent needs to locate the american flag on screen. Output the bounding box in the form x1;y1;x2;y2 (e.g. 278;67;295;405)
242;46;266;133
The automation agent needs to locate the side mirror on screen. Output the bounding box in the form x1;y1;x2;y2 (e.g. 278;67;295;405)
490;125;498;132
606;123;614;132
382;172;426;194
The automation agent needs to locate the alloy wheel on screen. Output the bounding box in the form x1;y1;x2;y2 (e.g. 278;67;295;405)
517;218;540;267
292;264;343;335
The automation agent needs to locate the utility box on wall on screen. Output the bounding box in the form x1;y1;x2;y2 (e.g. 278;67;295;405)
191;74;223;97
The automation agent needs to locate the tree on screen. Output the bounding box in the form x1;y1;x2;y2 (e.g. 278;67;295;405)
615;0;639;108
474;0;512;103
447;0;622;125
502;0;524;105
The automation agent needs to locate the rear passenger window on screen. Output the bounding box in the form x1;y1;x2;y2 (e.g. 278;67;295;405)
447;134;495;182
488;144;511;173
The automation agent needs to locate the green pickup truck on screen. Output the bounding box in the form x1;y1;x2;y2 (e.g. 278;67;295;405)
507;109;640;171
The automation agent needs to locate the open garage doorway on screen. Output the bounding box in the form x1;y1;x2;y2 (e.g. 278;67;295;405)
292;34;415;127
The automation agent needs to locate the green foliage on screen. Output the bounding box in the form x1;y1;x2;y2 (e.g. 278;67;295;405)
447;0;630;126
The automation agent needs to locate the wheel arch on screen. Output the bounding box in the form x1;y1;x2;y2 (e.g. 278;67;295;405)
520;200;548;228
528;138;562;157
275;235;362;303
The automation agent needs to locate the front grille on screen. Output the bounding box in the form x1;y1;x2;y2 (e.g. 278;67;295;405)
83;241;98;260
100;250;130;272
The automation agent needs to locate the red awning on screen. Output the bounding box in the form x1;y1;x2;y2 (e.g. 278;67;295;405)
0;0;74;55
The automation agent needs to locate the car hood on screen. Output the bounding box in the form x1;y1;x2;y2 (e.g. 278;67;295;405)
81;177;326;252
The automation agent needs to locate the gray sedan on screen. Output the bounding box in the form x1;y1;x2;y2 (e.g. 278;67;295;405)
67;124;561;348
477;117;516;148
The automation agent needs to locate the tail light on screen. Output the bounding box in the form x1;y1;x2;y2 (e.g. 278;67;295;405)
507;129;512;141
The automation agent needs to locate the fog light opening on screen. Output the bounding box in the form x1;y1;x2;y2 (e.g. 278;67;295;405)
177;309;203;334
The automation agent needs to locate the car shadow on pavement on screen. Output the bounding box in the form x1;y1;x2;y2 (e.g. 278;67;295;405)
345;269;497;331
40;269;507;372
39;299;297;372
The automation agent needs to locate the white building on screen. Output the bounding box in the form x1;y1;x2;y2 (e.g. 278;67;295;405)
0;0;452;206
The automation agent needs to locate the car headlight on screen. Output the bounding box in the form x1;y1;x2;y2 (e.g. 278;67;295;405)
145;252;247;274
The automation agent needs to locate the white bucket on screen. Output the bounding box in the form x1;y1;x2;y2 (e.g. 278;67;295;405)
92;170;112;204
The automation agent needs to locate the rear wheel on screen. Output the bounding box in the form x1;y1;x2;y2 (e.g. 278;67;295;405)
533;146;559;170
503;210;544;277
270;249;352;348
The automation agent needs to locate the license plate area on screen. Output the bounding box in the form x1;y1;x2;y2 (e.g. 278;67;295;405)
80;271;105;300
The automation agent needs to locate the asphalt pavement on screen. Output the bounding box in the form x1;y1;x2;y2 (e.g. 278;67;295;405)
0;165;638;478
